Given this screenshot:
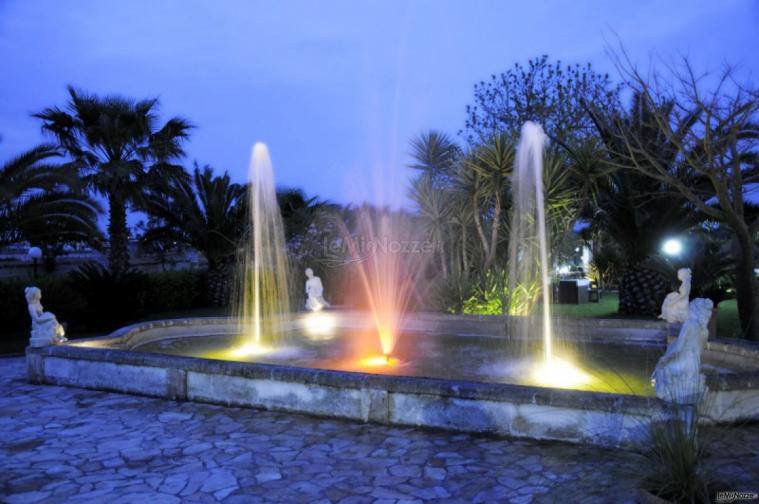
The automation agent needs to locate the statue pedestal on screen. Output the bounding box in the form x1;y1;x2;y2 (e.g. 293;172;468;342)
25;287;66;348
29;336;53;348
28;326;66;348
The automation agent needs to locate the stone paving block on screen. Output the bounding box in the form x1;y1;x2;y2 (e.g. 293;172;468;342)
1;357;757;502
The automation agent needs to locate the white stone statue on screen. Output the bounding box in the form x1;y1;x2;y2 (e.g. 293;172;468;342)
25;286;66;348
304;268;330;312
659;268;692;323
651;297;713;404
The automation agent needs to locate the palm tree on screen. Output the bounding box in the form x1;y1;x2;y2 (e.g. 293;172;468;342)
447;192;475;277
409;131;463;277
409;172;452;278
34;86;192;274
0;144;102;259
586;93;702;316
141;163;245;304
463;132;515;269
542;150;583;250
276;188;337;244
409;131;460;183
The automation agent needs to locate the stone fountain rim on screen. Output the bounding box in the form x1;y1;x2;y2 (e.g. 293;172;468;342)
31;341;666;415
36;314;759;403
26;314;759;449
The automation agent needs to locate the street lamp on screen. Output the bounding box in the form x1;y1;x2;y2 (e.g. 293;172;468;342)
662;238;683;257
28;246;42;279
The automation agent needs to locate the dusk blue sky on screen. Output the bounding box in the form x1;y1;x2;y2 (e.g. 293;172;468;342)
2;0;757;216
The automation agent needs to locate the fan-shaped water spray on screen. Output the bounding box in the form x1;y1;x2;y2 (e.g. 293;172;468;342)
338;208;428;361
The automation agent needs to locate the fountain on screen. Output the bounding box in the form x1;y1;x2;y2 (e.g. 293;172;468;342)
25;138;759;449
508;121;553;358
234;143;291;353
508;122;589;387
336;208;428;364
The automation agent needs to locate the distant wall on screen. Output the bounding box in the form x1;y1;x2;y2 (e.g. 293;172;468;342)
0;252;207;279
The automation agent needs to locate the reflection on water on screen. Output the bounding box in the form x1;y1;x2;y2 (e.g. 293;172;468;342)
137;331;668;396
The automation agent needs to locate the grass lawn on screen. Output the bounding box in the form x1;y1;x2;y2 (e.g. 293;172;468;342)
550;291;744;339
550;292;627;319
714;299;743;339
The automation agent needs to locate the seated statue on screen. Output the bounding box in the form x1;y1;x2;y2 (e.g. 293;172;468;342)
25;286;66;348
659;268;691;323
651;297;713;404
305;268;330;312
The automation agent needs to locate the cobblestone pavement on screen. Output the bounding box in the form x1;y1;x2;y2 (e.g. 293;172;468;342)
1;357;757;503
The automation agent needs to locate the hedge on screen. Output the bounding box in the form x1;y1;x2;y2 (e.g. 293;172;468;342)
1;268;209;338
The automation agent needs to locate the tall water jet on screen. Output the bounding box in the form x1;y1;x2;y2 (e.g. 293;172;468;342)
508;122;552;362
236;143;290;349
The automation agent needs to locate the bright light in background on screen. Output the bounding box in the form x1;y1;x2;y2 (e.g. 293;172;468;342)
557;265;570;275
662;238;683;256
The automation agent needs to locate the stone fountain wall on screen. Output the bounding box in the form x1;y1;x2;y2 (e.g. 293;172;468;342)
25;314;759;449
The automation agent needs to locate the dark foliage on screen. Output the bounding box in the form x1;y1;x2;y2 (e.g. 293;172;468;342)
35;86;192;274
464;55;621;148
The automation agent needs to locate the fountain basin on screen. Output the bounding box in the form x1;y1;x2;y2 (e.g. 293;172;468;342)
26;313;759;449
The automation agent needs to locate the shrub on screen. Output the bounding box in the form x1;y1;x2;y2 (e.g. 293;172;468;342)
462;269;510;315
462;277;504;315
641;411;711;502
423;272;472;313
143;269;206;313
639;389;716;503
0;266;210;343
428;269;511;315
67;263;151;329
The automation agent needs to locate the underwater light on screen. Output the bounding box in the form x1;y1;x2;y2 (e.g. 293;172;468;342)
359;355;400;368
228;343;273;358
300;311;337;340
531;357;591;389
70;340;104;348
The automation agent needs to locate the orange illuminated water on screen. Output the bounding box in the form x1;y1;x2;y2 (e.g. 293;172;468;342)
336;208;429;359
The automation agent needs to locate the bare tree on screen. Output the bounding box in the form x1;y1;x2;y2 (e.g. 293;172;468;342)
589;55;759;340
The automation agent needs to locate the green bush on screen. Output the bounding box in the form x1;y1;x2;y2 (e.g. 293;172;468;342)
461;269;509;315
426;273;476;313
429;268;544;316
143;269;206;313
462;271;506;315
640;398;714;503
67;263;151;329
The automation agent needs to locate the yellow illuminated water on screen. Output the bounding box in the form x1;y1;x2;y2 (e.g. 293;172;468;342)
235;143;291;348
509;122;560;383
138;331;661;396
